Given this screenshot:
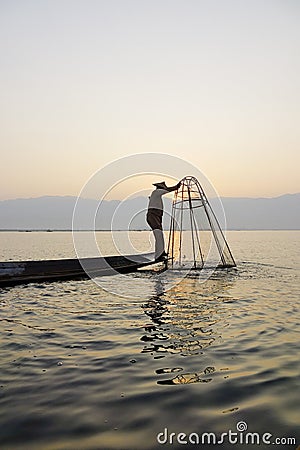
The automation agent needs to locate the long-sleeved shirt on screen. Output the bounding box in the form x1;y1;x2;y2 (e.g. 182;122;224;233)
148;189;168;212
147;183;180;214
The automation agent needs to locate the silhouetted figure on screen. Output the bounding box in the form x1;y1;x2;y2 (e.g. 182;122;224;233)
147;181;181;261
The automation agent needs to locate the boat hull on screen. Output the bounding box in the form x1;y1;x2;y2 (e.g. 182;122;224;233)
0;253;155;287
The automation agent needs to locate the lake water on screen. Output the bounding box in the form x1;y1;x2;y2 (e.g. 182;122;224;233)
0;231;299;450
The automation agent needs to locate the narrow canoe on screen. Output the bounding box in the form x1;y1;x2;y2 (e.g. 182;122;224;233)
0;253;155;287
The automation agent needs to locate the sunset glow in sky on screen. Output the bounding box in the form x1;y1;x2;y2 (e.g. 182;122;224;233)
1;0;299;200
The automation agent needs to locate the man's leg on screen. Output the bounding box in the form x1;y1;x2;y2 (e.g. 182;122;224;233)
153;229;165;260
147;211;166;260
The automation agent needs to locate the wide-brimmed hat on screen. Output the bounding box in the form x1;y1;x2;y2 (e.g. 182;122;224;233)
152;181;168;189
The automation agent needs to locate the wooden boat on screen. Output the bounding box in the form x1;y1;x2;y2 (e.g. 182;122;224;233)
0;253;156;287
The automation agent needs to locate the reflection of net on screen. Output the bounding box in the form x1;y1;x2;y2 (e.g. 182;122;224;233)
167;176;236;269
141;286;226;358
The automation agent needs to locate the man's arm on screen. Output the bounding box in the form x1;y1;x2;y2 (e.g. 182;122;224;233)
166;181;181;192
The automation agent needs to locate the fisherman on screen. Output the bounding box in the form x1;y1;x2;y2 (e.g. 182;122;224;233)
147;180;181;262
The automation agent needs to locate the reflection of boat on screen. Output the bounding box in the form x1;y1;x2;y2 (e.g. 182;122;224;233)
0;253;156;287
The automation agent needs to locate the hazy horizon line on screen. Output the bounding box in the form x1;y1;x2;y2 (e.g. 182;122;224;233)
0;229;299;232
1;192;300;202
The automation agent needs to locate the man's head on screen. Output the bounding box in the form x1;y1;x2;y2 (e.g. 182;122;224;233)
153;181;167;190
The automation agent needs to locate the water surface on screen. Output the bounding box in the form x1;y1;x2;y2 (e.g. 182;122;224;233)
0;231;299;449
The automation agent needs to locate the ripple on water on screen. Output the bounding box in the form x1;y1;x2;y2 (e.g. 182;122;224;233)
157;366;216;385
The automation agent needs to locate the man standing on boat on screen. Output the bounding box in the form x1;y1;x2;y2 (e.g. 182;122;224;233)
147;180;181;262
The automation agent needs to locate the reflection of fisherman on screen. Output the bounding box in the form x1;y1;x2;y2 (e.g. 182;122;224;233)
147;181;181;261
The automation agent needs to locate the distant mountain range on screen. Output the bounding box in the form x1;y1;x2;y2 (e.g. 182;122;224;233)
0;194;299;230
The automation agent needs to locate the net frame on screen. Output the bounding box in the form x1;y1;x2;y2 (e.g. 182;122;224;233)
167;176;236;269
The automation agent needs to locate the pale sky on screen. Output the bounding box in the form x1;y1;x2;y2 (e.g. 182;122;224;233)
0;0;299;200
